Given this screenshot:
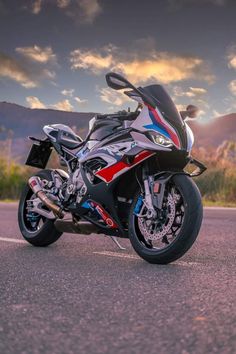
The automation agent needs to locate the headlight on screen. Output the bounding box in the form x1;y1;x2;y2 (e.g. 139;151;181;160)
150;132;173;147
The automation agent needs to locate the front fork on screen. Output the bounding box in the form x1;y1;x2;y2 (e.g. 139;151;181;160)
143;177;157;219
138;166;157;219
137;167;174;217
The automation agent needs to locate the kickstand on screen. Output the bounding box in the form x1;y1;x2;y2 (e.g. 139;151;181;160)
110;236;126;250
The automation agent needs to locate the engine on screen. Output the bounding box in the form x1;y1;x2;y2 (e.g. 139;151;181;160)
64;158;108;205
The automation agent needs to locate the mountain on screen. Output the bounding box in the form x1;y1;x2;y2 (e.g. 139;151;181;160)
0;102;95;159
0;101;95;139
0;102;236;160
188;113;236;148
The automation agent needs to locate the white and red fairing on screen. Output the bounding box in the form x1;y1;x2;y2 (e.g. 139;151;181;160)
78;99;184;184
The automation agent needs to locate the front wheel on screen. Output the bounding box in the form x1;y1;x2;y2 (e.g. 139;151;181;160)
128;174;203;264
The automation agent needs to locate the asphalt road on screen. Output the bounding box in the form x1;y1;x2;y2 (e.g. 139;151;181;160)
0;203;235;354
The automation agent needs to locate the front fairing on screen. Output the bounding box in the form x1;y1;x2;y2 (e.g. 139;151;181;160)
185;122;194;152
127;85;188;151
130;104;186;151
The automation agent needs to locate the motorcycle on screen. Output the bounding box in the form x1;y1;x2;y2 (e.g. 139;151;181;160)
18;72;206;264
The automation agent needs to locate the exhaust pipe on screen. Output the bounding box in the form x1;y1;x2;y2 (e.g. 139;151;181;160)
54;218;98;234
28;176;64;219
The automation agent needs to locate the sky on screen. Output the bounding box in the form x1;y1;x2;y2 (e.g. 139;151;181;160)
0;0;236;117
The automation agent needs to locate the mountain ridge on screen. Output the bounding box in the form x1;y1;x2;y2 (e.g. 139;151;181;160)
0;102;235;159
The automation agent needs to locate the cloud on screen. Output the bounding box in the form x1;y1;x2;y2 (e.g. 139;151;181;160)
227;45;236;70
42;68;56;79
173;86;207;98
189;87;207;95
57;0;70;8
70;46;113;73
26;0;102;24
61;89;74;97
26;96;46;109
26;96;85;111
53;99;74;111
116;56;214;85
0;52;37;88
78;0;102;24
175;104;186;111
32;0;42;14
0;49;57;88
99;87;129;106
74;96;88;105
16;45;57;64
195;99;210;111
228;80;236;95
70;45;215;85
61;89;88;105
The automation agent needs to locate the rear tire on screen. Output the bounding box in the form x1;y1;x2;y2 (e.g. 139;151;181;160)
18;169;63;247
128;174;203;264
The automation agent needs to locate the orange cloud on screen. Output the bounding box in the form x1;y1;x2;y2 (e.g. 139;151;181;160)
173;86;207;98
31;0;42;14
26;96;46;109
70;47;113;73
74;96;88;105
0;52;37;88
229;80;236;96
16;45;57;64
70;46;215;85
53;99;74;111
227;45;236;70
99;87;129;106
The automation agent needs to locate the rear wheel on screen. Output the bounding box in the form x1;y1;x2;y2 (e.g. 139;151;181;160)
18;169;63;247
128;174;203;264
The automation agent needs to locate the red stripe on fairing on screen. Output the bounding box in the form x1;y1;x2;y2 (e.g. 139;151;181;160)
91;201;118;229
95;150;154;183
147;105;181;149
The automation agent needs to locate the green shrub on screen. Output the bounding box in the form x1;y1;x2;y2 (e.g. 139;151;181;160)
0;155;236;204
195;167;236;203
0;157;31;199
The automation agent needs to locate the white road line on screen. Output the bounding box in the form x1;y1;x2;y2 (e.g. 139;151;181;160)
204;206;236;211
93;251;199;266
0;237;26;244
0;240;200;266
93;251;139;260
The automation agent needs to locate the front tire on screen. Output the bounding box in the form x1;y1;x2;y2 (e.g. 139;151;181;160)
18;169;63;247
128;174;203;264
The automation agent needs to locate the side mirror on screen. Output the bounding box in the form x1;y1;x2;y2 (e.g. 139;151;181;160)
106;72;132;90
105;72;156;108
186;105;199;118
180;105;199;120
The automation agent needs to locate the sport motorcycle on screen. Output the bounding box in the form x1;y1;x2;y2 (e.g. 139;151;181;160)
18;72;206;264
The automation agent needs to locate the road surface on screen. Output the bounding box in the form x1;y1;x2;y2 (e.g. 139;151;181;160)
0;203;235;354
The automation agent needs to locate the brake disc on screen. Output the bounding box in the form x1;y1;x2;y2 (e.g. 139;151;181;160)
138;193;176;241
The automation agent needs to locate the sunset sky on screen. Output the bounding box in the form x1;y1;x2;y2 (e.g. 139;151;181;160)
0;0;236;117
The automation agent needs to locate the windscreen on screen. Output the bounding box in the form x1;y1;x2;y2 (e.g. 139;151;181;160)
141;84;183;127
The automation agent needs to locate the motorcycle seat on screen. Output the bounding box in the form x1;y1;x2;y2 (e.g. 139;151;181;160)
46;124;83;150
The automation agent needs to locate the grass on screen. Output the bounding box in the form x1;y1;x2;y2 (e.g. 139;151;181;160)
195;167;236;206
0;155;236;207
202;199;236;208
0;199;18;203
1;199;235;208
